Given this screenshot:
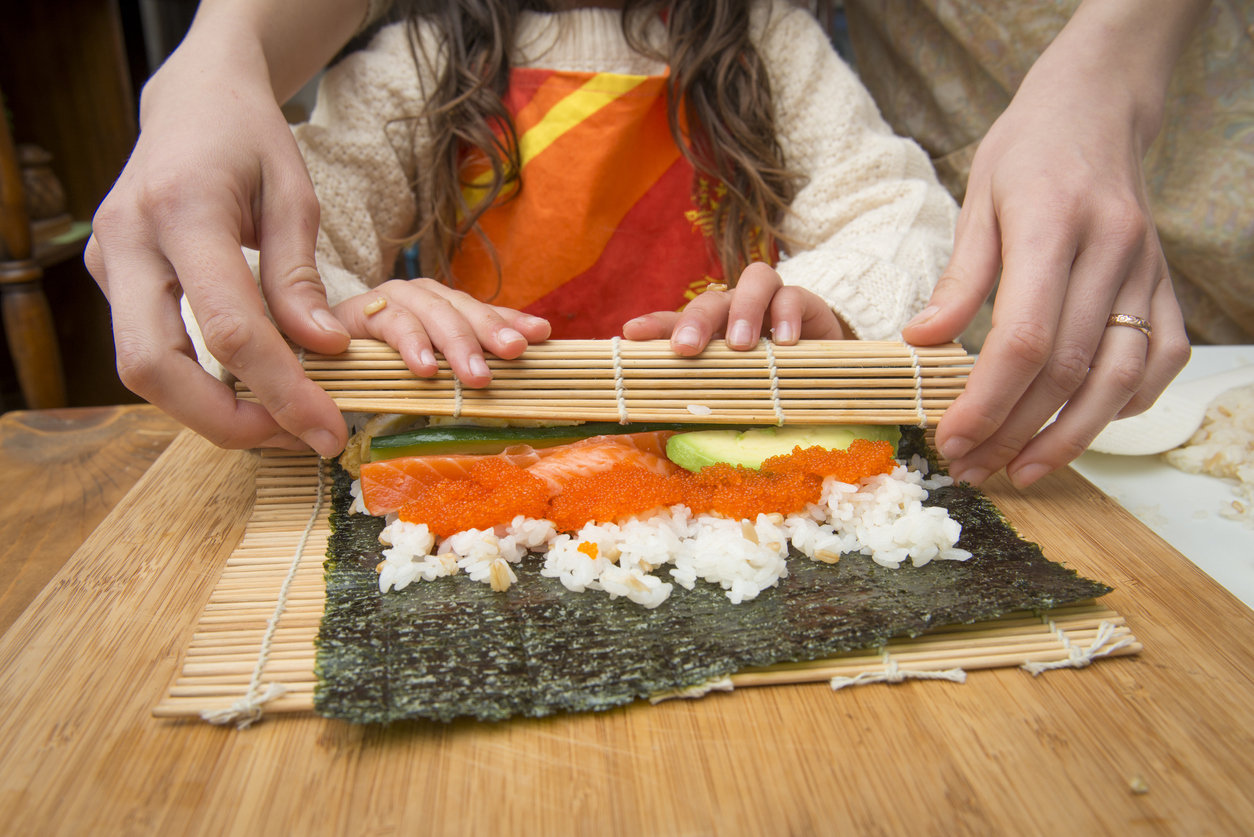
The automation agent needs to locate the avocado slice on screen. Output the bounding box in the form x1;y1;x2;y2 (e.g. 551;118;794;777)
665;425;901;472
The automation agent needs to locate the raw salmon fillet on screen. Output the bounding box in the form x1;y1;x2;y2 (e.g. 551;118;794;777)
360;444;552;516
359;432;678;515
525;432;679;495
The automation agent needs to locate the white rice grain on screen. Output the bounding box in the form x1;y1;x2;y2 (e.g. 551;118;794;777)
375;459;971;604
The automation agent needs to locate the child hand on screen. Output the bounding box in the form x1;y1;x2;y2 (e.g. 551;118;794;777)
332;278;551;386
622;262;848;354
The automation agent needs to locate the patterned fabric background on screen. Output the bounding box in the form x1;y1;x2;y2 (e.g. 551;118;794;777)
844;0;1254;345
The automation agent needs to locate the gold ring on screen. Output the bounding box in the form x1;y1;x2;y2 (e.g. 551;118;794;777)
1106;313;1152;339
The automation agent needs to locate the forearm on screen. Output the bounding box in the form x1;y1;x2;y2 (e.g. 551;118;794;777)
142;0;370;120
1025;0;1210;152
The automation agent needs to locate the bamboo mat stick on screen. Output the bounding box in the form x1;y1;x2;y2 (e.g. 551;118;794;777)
238;339;972;425
154;450;1138;721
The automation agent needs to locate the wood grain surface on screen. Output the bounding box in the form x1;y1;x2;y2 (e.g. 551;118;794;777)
0;406;181;634
1;423;1253;835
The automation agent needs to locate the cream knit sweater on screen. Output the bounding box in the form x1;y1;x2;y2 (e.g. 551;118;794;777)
293;1;956;341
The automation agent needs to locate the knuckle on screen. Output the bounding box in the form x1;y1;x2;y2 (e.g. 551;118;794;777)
932;268;970;295
1042;343;1091;396
952;407;1003;447
1098;201;1150;249
1159;333;1192;373
135;173;191;218
197;310;255;369
422;294;461;321
197;424;242;450
113;341;161;397
1106;354;1147;399
263;395;306;431
982;435;1029;468
1048;433;1091;467
739;262;781;289
1001;321;1054;369
281;262;324;294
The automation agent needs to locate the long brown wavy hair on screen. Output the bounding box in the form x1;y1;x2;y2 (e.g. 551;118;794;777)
396;0;807;291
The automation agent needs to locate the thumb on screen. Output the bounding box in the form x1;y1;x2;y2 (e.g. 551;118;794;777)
256;159;351;355
902;199;1001;347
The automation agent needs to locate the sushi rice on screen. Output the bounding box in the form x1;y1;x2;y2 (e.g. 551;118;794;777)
361;453;972;609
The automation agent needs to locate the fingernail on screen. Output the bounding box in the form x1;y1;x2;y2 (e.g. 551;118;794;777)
727;321;753;347
498;328;525;346
956;466;990;486
1010;463;1050;488
419;348;437;370
905;305;939;329
674;326;701;350
939;436;974;460
774;320;795;343
469;355;491;379
302;428;341;458
313;308;350;337
524;315;549;328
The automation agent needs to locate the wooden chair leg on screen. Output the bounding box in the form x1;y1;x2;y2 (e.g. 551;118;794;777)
0;258;67;409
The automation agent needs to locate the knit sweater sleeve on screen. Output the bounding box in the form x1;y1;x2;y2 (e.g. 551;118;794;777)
757;4;958;340
292;22;434;305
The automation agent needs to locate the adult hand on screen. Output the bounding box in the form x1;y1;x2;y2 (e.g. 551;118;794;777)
86;18;353;457
902;39;1191;488
623;262;847;352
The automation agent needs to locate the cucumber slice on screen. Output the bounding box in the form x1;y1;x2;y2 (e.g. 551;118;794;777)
369;421;696;461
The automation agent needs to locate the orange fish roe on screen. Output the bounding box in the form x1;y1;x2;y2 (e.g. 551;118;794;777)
681;464;823;521
577;541;599;560
548;462;685;533
395;440;899;535
397;458;549;537
761;439;897;483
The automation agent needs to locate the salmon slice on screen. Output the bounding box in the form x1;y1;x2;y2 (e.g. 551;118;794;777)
360;444;554;516
358;431;680;515
526;431;679;496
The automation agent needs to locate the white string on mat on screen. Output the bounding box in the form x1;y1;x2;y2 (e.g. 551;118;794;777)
829;648;966;691
905;345;927;428
611;336;630;424
763;338;786;426
648;675;735;704
452;375;463;419
201;456;326;730
1021;618;1136;676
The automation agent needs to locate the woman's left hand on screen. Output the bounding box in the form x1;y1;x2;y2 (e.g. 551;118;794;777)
622;262;848;351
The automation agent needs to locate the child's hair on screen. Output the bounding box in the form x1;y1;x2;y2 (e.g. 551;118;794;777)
397;0;808;291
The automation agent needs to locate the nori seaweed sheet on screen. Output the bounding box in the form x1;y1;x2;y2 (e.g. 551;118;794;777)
314;427;1111;723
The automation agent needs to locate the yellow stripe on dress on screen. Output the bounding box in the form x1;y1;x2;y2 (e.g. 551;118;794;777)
462;72;652;204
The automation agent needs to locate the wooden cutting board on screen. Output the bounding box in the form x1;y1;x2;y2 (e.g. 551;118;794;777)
2;428;1254;835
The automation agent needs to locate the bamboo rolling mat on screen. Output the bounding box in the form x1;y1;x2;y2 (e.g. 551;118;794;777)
154;450;1140;723
236;339;973;426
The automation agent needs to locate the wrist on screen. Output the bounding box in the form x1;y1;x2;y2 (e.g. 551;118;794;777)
139;14;273;128
1023;0;1209;153
140;0;367;118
